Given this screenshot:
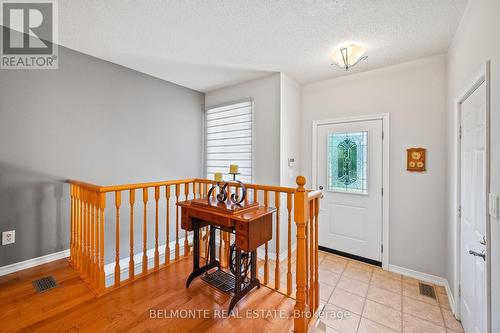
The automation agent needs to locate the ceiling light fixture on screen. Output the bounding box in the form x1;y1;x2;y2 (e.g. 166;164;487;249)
331;44;367;71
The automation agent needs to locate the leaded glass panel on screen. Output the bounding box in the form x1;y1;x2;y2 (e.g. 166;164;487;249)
327;132;368;193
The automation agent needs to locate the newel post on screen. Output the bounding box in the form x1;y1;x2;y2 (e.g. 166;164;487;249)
294;176;310;333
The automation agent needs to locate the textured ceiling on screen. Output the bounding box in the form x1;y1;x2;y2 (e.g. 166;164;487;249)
59;0;467;92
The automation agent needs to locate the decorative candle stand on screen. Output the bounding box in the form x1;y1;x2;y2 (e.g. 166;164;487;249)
207;172;247;205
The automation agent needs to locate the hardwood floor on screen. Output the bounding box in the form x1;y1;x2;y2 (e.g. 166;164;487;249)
0;259;95;333
0;257;294;333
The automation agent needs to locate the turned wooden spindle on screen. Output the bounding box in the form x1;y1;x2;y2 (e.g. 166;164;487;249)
70;186;75;263
287;192;293;295
308;199;314;309
294;176;309;333
92;192;99;288
84;189;89;276
114;191;121;287
263;190;269;285
175;184;180;260
314;198;320;309
154;186;160;270
75;187;79;269
90;192;97;285
184;183;190;256
275;191;281;290
142;188;149;275
165;185;171;265
98;193;106;292
129;189;135;280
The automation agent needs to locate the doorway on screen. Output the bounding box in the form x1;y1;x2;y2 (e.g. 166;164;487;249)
312;114;389;268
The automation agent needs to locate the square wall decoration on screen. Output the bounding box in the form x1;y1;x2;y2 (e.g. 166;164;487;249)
407;148;426;172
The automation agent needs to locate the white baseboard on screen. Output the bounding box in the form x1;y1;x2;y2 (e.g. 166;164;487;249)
0;249;70;276
444;280;457;315
388;264;456;313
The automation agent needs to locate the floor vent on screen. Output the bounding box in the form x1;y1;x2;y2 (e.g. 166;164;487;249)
418;282;436;299
32;276;57;293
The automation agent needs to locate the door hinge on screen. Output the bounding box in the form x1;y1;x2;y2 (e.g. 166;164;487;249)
458;206;462;218
381;244;384;253
381;187;384;196
459;284;461;297
459;126;462;139
382;131;384;140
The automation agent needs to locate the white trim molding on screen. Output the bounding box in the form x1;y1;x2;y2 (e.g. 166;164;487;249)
311;113;390;270
0;249;70;276
389;264;456;313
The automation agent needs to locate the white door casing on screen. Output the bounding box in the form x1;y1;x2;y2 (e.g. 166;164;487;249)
459;79;488;333
316;119;383;262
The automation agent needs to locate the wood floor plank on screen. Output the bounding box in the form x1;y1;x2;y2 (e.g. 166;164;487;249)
2;257;294;333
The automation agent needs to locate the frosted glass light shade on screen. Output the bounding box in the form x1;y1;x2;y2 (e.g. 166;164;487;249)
332;44;367;70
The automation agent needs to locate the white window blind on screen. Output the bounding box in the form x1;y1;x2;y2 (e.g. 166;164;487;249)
205;100;253;183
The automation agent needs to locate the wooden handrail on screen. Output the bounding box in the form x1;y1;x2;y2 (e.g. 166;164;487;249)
68;178;296;194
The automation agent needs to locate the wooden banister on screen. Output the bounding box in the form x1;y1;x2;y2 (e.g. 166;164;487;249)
68;176;322;333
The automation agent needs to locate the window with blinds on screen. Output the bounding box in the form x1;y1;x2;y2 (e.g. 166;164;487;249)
205;100;253;183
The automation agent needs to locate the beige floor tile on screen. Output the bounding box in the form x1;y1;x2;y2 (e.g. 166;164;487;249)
373;269;402;281
402;297;444;326
437;293;451;310
320;282;335;301
362;299;402;332
358;318;398;333
336;275;370;297
343;266;372;283
402;282;439;306
367;285;402;310
401;275;421;286
346;260;375;272
321;259;347;274
402;313;447;333
434;285;447;295
319;268;341;285
371;275;402;294
442;309;464;332
323;253;349;263
324;326;342;333
329;287;366;315
321;303;361;333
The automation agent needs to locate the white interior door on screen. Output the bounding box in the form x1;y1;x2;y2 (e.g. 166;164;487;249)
317;119;383;262
460;82;487;333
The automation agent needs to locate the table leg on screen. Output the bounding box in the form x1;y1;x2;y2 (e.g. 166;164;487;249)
186;223;220;288
228;249;260;312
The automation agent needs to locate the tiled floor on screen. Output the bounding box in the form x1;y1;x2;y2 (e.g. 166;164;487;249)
316;251;464;333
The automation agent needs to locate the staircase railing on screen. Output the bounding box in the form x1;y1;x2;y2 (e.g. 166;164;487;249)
68;176;320;332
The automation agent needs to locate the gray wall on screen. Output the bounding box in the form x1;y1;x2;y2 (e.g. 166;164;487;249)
446;0;500;328
0;42;204;266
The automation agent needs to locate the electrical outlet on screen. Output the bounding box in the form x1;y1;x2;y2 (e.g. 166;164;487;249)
490;193;499;219
2;230;15;245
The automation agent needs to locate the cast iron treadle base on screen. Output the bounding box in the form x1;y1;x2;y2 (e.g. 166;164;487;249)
201;269;236;294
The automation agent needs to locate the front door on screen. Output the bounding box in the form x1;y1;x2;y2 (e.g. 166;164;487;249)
460;82;487;333
317;119;383;262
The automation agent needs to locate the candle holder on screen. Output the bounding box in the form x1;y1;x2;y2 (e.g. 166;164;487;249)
207;173;247;205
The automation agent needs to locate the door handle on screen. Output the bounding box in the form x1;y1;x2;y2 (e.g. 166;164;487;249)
469;250;486;261
319;186;324;190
